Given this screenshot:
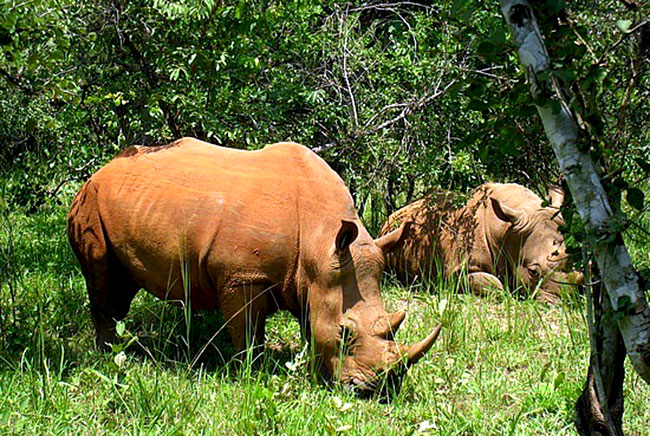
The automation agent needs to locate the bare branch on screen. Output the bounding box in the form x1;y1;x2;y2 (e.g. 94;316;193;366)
363;79;457;135
350;2;432;13
340;6;359;128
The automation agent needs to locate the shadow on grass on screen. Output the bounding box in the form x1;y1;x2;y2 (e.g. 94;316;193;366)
0;284;306;388
95;295;306;379
0;202;305;382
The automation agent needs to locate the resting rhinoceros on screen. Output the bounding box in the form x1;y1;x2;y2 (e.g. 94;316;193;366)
67;137;440;395
378;183;582;302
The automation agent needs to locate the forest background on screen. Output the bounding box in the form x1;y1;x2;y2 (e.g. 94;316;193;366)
0;1;649;435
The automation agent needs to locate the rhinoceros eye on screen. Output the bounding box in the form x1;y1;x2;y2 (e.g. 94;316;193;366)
527;264;541;278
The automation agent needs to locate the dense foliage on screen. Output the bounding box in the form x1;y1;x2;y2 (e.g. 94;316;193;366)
2;1;645;217
0;2;649;434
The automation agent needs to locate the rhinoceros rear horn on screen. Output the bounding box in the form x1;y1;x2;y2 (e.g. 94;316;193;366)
555;270;584;286
375;220;411;255
373;311;406;337
404;323;442;366
574;271;584;286
548;186;565;208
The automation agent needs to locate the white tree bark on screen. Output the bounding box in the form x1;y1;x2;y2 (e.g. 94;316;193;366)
499;0;650;384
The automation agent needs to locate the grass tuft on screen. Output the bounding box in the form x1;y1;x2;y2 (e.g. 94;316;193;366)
1;197;649;435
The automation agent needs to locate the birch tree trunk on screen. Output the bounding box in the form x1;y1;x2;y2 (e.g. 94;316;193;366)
499;0;650;433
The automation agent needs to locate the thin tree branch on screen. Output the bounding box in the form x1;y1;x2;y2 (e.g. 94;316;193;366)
340;6;359;128
363;79;456;135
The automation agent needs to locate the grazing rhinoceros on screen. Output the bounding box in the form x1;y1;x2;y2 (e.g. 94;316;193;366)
67;137;440;395
378;183;582;303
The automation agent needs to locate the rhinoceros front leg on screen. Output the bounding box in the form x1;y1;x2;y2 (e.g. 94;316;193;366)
219;284;270;355
467;272;505;296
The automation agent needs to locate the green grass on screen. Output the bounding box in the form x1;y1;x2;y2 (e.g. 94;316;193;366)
1;196;649;436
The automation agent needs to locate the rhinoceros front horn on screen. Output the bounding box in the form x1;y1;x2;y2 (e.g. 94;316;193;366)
404;323;442;366
574;271;585;286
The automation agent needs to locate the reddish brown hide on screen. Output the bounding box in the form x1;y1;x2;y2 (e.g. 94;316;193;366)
379;183;583;303
67;138;440;395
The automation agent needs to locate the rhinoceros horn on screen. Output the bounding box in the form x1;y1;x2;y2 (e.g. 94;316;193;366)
551;270;584;286
373;311;406;337
404;323;442;366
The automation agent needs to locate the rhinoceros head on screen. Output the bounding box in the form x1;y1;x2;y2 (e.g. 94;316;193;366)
490;186;582;300
303;220;441;396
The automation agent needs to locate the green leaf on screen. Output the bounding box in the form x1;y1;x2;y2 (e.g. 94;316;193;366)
116;320;125;336
595;67;608;82
634;158;650;174
552;69;576;83
613;176;628;190
479;147;489;162
626;187;645;211
235;1;245;19
0;29;12;45
477;40;497;59
548;100;562;115
467;99;489;111
466;82;486;98
616;20;632;33
616;295;632;312
25;118;36;132
546;0;565;13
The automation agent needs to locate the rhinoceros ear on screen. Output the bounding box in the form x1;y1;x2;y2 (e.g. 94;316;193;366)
547;185;564;208
335;220;359;251
490;197;523;224
374;220;411;255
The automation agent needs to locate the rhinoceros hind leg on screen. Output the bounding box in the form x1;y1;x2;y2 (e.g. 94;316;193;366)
219;284;271;355
87;264;140;352
468;272;504;296
78;241;140;351
68;182;140;351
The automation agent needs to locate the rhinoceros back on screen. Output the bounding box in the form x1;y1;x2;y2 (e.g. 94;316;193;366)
67;138;355;310
379;191;461;283
379;183;555;287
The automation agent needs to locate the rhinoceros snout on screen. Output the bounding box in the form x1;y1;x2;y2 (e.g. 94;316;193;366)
342;366;407;400
342;377;377;398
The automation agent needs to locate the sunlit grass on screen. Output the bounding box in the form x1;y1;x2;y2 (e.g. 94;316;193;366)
1;201;649;435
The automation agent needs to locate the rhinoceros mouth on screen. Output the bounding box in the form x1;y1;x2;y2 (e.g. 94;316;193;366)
340;365;407;399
